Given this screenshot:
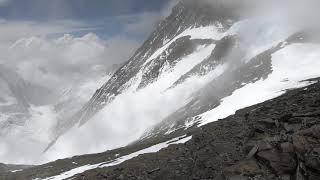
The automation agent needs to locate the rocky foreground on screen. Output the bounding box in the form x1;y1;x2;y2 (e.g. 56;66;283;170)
73;79;320;180
1;79;319;180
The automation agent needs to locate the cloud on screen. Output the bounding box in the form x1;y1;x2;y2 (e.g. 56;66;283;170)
0;20;141;164
0;0;178;164
0;0;8;6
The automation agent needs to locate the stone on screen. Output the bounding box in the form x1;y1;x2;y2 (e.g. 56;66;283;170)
227;175;249;180
279;114;293;122
295;165;306;180
258;118;275;124
292;135;310;154
280;174;291;180
284;123;301;133
257;150;297;174
305;154;320;170
280;142;294;153
223;160;261;177
246;145;258;159
297;125;320;139
257;141;273;152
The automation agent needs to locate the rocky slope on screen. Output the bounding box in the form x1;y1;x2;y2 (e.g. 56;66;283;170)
1;79;319;180
46;0;320;154
37;0;320;170
2;0;320;178
75;79;320;180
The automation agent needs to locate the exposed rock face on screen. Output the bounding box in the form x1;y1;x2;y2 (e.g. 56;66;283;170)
50;0;237;149
138;37;214;89
142;32;311;141
170;35;238;88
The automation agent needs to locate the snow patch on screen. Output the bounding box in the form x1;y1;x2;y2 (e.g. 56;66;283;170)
39;136;192;180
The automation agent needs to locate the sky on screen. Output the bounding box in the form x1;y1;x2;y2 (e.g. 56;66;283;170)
1;0;320;165
0;0;172;20
0;0;179;164
0;0;174;40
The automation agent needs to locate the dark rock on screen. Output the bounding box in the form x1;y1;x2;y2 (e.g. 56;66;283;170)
292;135;310;154
296;125;320;139
226;175;249;180
4;77;320;180
295;165;306;180
257;118;275;125
279;114;293;122
284;123;301;133
304;154;320;170
246;145;258;159
280;142;295;153
257;150;296;174
223;160;261;177
147;168;160;174
280;174;291;180
257;141;273;152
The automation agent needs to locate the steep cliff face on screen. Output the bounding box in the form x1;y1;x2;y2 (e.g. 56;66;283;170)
2;0;320;179
53;0;236;141
50;0;320;156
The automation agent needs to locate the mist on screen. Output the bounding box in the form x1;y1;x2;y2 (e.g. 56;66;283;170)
0;0;177;165
1;0;320;165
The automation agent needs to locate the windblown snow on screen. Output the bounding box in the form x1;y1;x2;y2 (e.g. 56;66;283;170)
44;17;306;162
37;136;192;180
1;11;319;166
0;33;132;164
199;43;320;126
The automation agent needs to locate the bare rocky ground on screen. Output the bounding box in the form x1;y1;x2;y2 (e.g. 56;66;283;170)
1;79;319;180
3;78;318;180
71;79;320;180
0;164;32;174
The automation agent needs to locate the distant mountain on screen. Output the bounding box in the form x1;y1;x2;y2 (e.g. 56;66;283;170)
49;0;320;151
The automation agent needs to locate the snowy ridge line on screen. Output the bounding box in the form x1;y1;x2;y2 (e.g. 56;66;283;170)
143;25;226;66
36;135;192;180
197;43;320;127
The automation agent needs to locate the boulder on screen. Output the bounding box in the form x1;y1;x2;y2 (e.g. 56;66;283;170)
281;142;295;153
257;150;296;174
223;160;261;177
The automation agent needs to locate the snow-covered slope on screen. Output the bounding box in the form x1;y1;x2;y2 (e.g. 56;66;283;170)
2;0;320;178
40;1;320;159
45;0;320;162
40;136;191;180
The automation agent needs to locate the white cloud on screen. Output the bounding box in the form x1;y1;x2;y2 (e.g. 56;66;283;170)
0;20;140;164
0;0;178;164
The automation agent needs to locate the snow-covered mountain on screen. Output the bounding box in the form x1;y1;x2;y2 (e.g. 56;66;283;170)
2;0;320;179
45;0;320;160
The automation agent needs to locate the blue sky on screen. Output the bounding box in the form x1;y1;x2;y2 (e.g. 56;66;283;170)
0;0;174;41
0;0;171;20
0;0;176;40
